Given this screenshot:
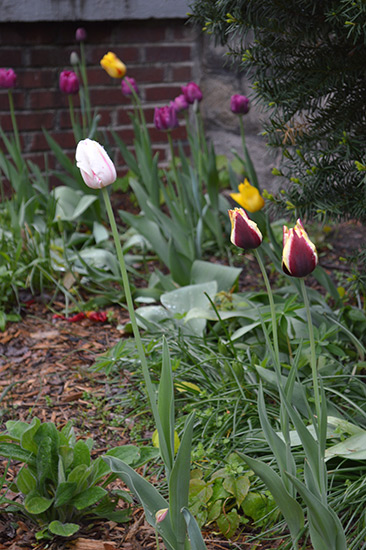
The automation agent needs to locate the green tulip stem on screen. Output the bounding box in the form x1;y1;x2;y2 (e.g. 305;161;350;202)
79;41;92;129
239;116;259;190
167;130;183;205
8;89;21;154
254;248;280;369
68;95;79;143
101;187;160;424
300;278;321;424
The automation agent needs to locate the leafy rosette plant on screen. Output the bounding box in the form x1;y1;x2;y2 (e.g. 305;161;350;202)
0;418;156;540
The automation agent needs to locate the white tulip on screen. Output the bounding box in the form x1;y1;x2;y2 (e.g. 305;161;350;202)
76;139;117;189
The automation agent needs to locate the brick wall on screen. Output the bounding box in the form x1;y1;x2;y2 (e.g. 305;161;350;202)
0;19;199;177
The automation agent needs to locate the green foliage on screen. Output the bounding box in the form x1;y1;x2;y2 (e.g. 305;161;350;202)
0;418;156;540
189;1;366;225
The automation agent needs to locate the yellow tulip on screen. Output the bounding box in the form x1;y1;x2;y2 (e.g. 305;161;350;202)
100;51;126;78
230;179;265;213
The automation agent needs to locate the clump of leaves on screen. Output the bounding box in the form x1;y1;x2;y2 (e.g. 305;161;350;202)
189;453;277;539
0;417;157;540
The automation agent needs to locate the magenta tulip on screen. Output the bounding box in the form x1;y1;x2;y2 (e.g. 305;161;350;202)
59;70;79;94
228;208;263;250
170;94;189;112
154;105;179;131
121;76;139;96
0;68;17;89
230;94;250;115
282;219;318;277
181;82;203;104
75;27;87;42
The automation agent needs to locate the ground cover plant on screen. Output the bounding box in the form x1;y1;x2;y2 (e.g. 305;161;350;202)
1;22;366;550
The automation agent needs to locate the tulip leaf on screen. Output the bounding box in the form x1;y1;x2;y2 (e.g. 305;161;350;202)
190;260;241;292
181;507;208;550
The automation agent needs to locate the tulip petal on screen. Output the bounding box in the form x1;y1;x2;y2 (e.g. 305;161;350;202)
76;139;117;189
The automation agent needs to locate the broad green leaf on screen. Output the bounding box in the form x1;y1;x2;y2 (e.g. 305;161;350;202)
103;456;177;550
21;417;41;454
16;466;36;495
191;260;241;292
36;437;53;489
239;453;304;542
54;481;78;508
93;221;109;243
48;521;80;537
72;486;108;510
223;475;250;507
24;493;53;514
72;440;91;469
325;432;366;460
216;508;240;539
0;443;36;466
286;473;347;550
169;414;195;546
5;420;29;440
181;507;207;550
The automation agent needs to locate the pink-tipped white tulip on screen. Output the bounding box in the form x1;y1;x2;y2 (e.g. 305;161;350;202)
282;219;318;277
76;139;117;189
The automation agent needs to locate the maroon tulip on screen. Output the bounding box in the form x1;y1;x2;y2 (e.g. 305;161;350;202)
228;208;263;250
230;94;250;115
154;105;179;131
181;82;203;104
121;76;139;96
170;94;189;112
59;70;80;94
75;27;87;42
0;68;17;89
282;219;318;277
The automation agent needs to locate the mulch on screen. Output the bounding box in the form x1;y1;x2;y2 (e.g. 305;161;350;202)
1;219;365;549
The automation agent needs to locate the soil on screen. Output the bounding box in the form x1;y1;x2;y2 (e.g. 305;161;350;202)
0;215;365;550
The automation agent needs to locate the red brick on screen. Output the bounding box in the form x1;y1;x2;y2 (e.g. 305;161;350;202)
0;112;54;131
172;25;195;41
145;85;182;102
0;49;23;67
29;130;78;152
0;90;25;110
114;24;166;44
145;46;192;63
148;125;187;143
89;87;126;107
19;69;58;89
172;65;193;82
91;46;140;65
29;89;77;110
23;152;56;171
30;47;74;68
128;66;165;84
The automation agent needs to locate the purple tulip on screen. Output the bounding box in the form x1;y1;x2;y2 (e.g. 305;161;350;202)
282;219;318;278
154;105;179;131
59;70;80;95
230;94;250;115
75;27;87;42
181;82;202;104
0;68;17;89
229;208;263;250
121;76;139;96
170;94;189;112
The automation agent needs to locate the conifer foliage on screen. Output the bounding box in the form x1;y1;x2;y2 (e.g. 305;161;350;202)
189;1;366;223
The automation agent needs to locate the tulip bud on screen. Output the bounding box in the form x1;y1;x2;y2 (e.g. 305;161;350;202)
100;51;126;79
75;27;87;42
121;76;139;96
155;508;169;524
70;51;79;66
181;81;203;104
170;94;189;112
153;105;179;131
282;219;318;277
59;70;80;95
230;94;250;115
228;208;263;250
75;139;117;189
0;68;17;89
230;179;265;213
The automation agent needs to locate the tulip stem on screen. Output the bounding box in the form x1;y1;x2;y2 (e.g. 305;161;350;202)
300;278;321;424
79;41;92;130
8;89;21;154
68;95;80;144
167;130;184;206
239;116;259;190
101;187;161;432
254;249;280;369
